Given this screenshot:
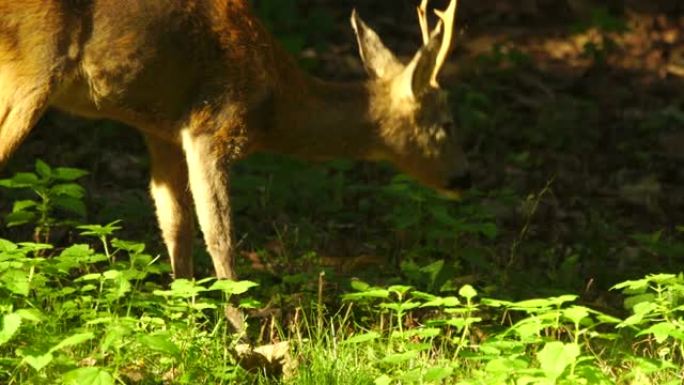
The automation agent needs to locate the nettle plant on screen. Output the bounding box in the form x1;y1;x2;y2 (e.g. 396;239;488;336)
0;226;260;384
0;160;88;242
338;275;684;385
0;164;260;384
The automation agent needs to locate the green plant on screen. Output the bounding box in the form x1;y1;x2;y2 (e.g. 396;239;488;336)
613;274;684;367
0;160;88;242
0;228;262;384
0;169;261;384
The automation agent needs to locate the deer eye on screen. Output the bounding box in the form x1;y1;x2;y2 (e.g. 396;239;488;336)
442;121;454;134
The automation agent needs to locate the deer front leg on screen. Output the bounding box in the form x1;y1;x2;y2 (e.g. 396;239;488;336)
181;129;246;332
180;130;236;280
145;135;195;278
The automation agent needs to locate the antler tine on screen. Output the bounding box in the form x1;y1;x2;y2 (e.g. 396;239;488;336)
430;0;458;87
417;0;430;45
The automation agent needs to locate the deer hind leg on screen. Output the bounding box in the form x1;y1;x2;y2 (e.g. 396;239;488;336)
146;135;195;279
0;73;52;168
180;130;236;280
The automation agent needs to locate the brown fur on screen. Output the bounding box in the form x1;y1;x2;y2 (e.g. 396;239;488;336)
0;0;469;280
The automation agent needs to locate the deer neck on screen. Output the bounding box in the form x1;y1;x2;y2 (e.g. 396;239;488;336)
253;75;386;162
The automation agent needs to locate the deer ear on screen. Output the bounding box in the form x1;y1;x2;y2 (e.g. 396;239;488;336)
351;9;403;79
397;26;442;99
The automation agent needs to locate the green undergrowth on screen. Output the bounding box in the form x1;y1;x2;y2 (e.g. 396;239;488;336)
2;234;684;384
1;163;683;384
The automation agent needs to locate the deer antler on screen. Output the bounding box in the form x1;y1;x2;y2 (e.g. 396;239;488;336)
431;0;458;87
417;0;430;45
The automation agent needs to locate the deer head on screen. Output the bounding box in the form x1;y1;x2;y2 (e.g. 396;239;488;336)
351;0;470;196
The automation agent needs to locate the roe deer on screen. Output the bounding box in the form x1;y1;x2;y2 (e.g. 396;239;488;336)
0;0;469;281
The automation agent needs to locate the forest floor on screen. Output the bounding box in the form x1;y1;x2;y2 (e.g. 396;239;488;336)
5;0;681;297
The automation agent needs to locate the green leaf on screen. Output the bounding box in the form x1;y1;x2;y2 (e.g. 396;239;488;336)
12;200;38;212
620;301;657;327
23;352;53;371
102;323;134;352
424;366;453;382
511;318;544;340
8;172;40;188
623;294;657;312
627;356;677;374
381;301;421;312
646;273;678;285
111;239;145;254
509;295;578;310
53;196;87;216
459;285;477;300
637;322;677;343
341;331;381;345
58;244;95;263
381;351;419;364
102;270;122;280
51;332;95;353
15;309;44;322
81;284;98;292
537;341;580;380
138;334;181;357
0;238;18;252
54;167;89;181
419;259;446;289
572;364;616;384
0;313;22;345
35;159;52;179
485;357;530;373
154;281;202;298
77;273;103;282
611;278;649;292
421;296;460;308
443;317;482;331
406;342;432;352
479;222;498;239
400;368;423;383
190;301;217;311
2;269;30;296
62;367;114;385
78;221;122;237
208;279;258;295
342;289;390;301
374;375;392;385
350;279;371;292
563;306;590;325
239;298;262;309
5;211;37;227
411;291;438;301
51;183;85;198
17;242;53;253
428;205;459;226
391;327;441;340
593;311;622;325
388;285;412;296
